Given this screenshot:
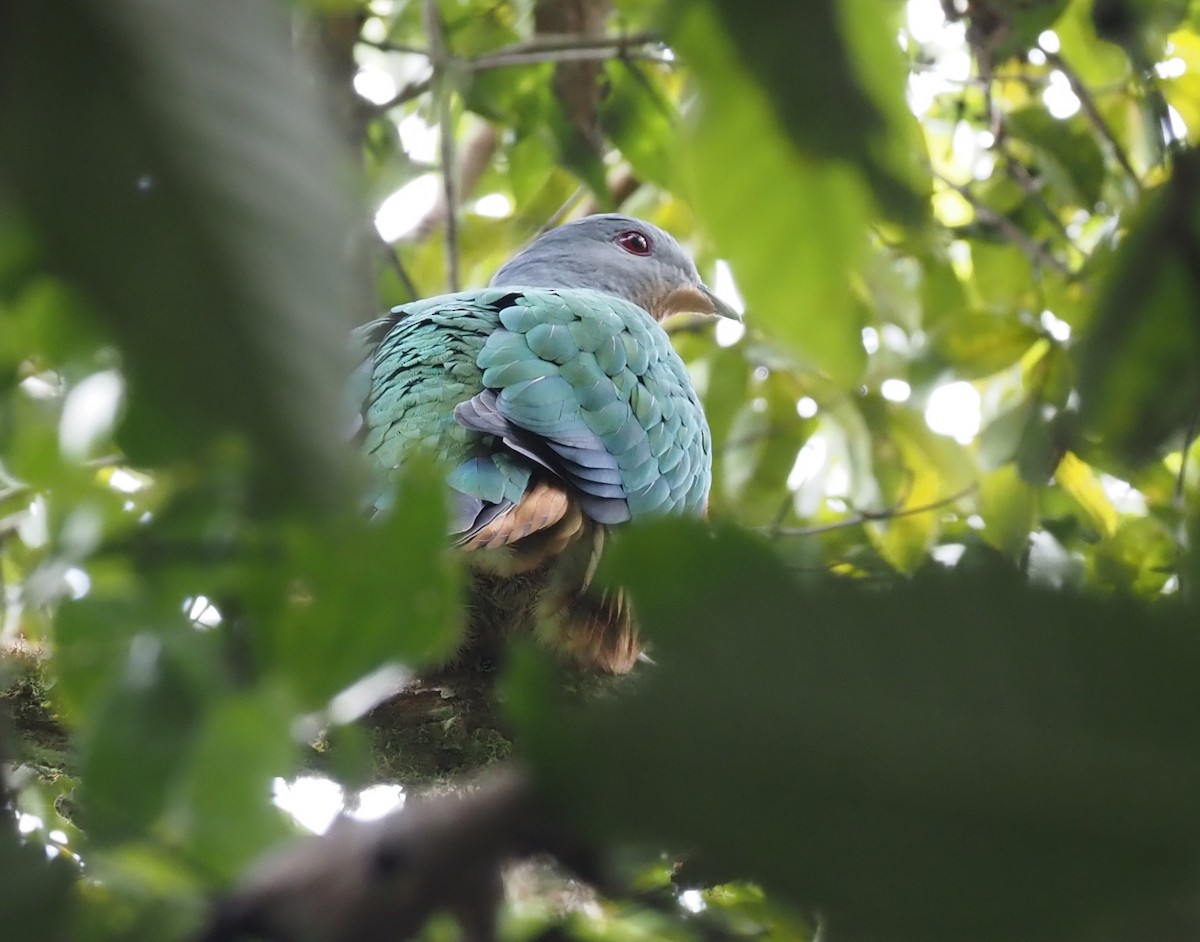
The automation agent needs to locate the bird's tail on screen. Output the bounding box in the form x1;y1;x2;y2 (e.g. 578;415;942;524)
536;526;641;674
548;587;640;674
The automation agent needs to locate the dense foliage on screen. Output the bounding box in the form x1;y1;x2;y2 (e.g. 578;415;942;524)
3;0;1200;939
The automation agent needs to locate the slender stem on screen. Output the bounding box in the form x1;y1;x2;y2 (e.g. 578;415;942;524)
366;33;667;115
935;172;1072;276
1176;418;1198;507
537;186;586;235
361;39;430;56
0;484;30;504
1044;51;1141;191
1003;157;1077;250
371;76;432;113
423;1;459;292
375;231;418;300
767;483;979;538
364;30;662;60
465;47;668;70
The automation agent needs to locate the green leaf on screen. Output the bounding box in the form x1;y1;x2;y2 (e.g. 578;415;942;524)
268;462;460;705
861;404;974;572
930;311;1042;378
694;0;923;222
172;686;298;876
514;520;1200;941
1054;451;1117;537
1007;107;1108;207
1090;515;1176;594
599;62;678;188
980;400;1039;470
1054;0;1131;85
0;828;77;941
75;630;216;844
980;464;1039;559
719;372;812;524
1077;150;1200;461
0;0;359;510
674;4;871;385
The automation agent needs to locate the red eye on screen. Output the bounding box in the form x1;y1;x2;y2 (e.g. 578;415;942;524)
616;229;652;256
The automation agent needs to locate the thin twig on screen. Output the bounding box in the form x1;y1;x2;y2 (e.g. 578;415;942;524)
374;231;418;300
364;31;663;61
1176;417;1199;507
469;31;662;55
360;39;430;56
538;186;587;235
424;1;459;292
0;484;30;504
1003;157;1078;249
371;76;433;113
366;33;666;115
936;172;1072;276
465;47;668;69
767;482;979;538
1044;51;1141;191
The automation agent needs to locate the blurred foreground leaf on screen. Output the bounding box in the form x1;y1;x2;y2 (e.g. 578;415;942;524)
0;826;76;941
1078;149;1200;461
513;519;1200;941
266;463;460;705
0;0;359;509
672;3;870;385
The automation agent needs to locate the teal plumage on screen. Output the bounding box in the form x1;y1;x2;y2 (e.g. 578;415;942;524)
353;215;739;672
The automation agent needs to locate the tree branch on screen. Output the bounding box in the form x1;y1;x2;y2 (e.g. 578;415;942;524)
364;31;663;63
198;765;600;942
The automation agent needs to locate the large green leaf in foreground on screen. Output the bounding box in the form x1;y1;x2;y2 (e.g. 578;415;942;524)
511;520;1200;941
0;0;359;509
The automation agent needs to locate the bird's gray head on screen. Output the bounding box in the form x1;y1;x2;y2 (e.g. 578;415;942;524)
490;214;740;322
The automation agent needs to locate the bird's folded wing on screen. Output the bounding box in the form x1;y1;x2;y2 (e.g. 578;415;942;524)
460;289;712;524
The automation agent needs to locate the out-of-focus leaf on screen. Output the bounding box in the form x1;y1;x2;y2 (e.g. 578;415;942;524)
0;0;359;509
1077;150;1200;461
866;436;942;573
600;62;677;188
75;629;217;844
513;519;1200;942
673;4;871;386
1161;30;1200;144
701;347;752;450
971;0;1071;62
687;0;923;222
980;400;1038;469
720;374;812;523
862;405;973;572
173;686;298;876
1007;107;1107;207
1091;515;1175;593
506;133;559;208
969;240;1036;308
0;828;76;941
267;462;459;706
69;844;206;942
1054;0;1131;85
980;464;1038;559
1024;339;1075;407
930;310;1041;378
1055;451;1117;537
